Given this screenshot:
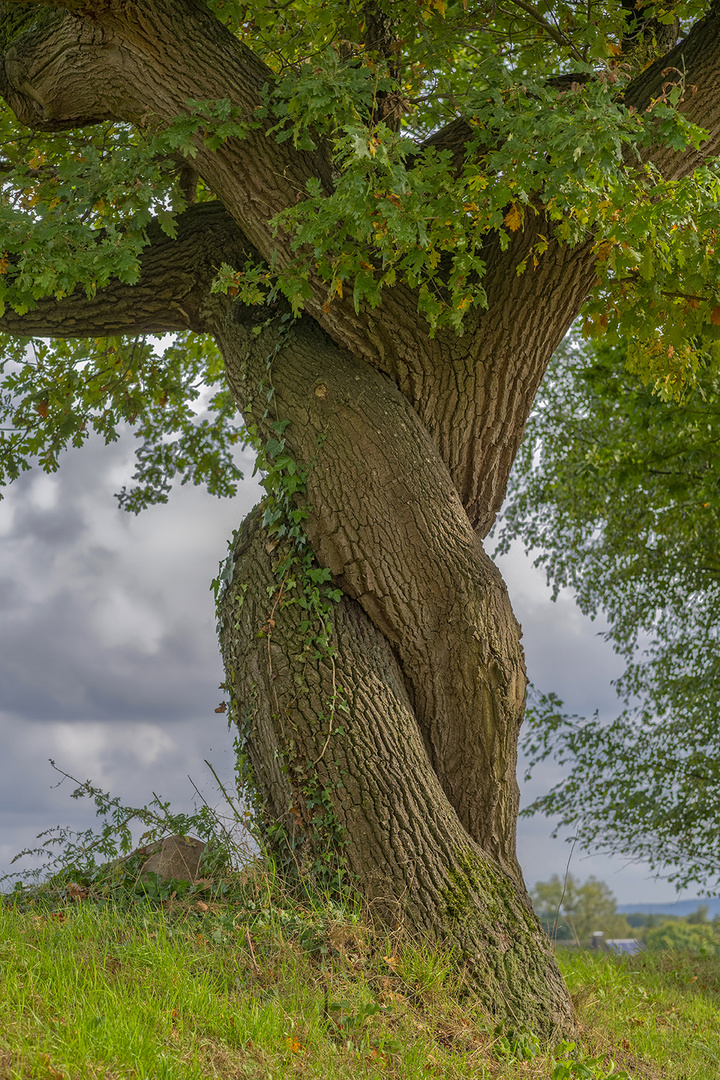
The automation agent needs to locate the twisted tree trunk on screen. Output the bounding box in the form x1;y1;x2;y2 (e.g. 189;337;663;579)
215;309;572;1033
3;0;720;1039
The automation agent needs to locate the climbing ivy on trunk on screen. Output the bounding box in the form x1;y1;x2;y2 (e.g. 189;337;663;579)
2;0;720;1035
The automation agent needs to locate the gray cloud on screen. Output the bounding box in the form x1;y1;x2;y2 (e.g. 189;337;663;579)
0;431;697;904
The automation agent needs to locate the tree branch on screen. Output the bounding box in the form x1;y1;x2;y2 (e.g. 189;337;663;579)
0;5;147;129
624;5;720;178
0;0;335;283
2;0;720;536
0;201;253;338
505;0;585;63
0;1;103;9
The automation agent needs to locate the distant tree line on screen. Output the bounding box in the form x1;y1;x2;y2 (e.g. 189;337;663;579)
532;875;720;956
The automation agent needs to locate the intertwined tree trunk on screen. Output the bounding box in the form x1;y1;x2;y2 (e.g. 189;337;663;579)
215;306;575;1029
3;0;720;1036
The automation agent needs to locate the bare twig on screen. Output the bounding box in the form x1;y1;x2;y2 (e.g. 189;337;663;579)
506;0;585;63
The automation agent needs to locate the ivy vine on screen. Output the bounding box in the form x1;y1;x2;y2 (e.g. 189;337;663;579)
212;315;350;893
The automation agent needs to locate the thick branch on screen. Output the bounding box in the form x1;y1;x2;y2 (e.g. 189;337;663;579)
0;0;102;9
0;1;111;8
0;201;251;337
3;0;720;538
625;4;720;177
0;1;332;221
0;4;147;128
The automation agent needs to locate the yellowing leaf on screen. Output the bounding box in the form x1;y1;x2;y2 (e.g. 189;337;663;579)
504;204;523;232
427;247;440;270
430;0;446;15
711;306;720;326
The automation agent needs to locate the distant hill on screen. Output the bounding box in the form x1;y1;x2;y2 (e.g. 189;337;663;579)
618;898;720;918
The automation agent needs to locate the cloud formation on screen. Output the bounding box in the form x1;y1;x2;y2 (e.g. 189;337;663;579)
0;430;691;903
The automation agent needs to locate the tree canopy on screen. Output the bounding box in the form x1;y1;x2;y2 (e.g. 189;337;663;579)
499;331;720;893
1;0;720;504
3;0;720;1034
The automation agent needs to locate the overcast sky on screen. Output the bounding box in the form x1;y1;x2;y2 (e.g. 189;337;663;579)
0;424;704;906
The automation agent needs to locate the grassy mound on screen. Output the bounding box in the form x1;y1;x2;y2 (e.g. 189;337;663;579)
2;860;720;1080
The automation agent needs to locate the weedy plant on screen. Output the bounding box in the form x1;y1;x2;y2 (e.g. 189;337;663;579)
0;753;255;907
2;768;719;1080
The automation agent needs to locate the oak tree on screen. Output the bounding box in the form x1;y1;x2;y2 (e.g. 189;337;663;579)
2;0;720;1033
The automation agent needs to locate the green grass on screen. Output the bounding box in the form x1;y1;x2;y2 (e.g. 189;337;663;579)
559;948;720;1080
2;873;720;1080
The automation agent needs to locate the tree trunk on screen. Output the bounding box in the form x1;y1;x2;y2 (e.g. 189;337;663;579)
214;307;573;1034
5;0;720;1046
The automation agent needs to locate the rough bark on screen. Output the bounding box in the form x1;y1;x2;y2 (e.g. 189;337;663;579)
216;309;529;877
219;505;572;1034
4;0;720;1037
0;202;253;337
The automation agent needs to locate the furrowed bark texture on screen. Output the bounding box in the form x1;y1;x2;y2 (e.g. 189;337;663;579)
219;504;572;1033
5;0;720;1037
0;202;252;337
215;311;528;877
210;305;574;1031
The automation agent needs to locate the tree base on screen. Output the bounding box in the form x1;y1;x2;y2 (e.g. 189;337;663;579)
218;507;574;1036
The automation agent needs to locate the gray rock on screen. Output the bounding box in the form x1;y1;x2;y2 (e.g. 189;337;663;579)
139;834;206;883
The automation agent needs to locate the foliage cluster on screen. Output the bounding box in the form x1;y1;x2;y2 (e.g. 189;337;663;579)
0;759;251;901
643;920;720;956
499;332;720;892
0;93;249;504
2;0;720;505
0;331;244;509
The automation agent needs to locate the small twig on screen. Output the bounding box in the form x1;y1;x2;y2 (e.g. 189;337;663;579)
245;928;261;976
553;833;578;945
506;0;585;63
312;652;338;766
202;759;246;826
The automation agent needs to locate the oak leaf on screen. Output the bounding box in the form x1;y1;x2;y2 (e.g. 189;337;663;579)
504;204;523;232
